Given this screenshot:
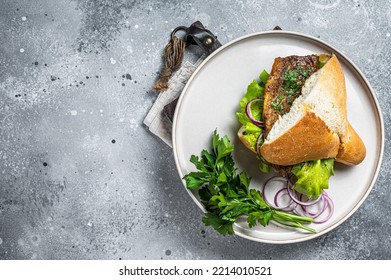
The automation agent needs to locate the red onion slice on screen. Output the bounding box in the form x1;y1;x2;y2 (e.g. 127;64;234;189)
262;176;295;211
301;194;327;218
261;176;335;224
287;184;322;206
245;98;264;127
274;188;296;211
261;176;288;206
312;193;334;224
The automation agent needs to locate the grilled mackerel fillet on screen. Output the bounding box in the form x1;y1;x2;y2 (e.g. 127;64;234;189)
263;55;319;136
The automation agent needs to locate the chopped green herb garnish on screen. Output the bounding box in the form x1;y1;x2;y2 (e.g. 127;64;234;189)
271;65;313;114
286;95;293;105
282;66;311;96
271;94;285;113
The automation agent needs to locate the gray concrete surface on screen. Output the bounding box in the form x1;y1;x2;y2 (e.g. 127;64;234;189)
0;0;390;260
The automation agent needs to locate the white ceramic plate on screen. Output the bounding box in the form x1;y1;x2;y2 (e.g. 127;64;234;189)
172;31;384;244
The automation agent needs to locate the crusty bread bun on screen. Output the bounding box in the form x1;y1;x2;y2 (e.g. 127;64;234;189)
239;54;366;166
336;122;366;166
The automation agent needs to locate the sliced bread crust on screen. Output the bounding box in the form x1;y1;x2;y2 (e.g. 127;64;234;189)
260;111;340;165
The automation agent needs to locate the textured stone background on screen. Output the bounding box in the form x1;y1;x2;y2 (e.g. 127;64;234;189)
0;0;390;260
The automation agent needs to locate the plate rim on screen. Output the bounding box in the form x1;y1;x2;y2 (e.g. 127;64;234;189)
172;30;385;244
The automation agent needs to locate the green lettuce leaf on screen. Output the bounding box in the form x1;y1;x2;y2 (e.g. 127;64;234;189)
259;158;271;173
239;80;263;112
236;72;270;172
259;69;269;84
291;159;335;198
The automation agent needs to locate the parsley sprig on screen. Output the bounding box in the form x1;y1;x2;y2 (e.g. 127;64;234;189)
184;130;315;235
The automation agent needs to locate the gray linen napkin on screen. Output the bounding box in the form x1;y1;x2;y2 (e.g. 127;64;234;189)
143;57;204;147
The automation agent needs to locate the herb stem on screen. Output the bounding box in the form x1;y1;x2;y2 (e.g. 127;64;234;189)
273;211;316;233
273;210;314;223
